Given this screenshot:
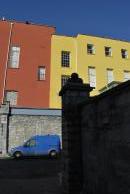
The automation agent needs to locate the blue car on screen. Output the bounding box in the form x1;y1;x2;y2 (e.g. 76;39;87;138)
9;135;61;159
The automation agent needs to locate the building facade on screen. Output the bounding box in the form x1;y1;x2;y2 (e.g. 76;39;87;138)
0;20;130;109
1;19;130;156
50;34;130;108
0;20;55;108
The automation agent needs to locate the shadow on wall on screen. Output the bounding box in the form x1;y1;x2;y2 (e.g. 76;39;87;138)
60;73;130;194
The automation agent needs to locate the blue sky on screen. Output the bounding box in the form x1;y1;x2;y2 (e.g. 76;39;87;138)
0;0;130;41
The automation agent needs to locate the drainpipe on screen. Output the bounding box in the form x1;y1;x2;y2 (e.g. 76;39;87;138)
2;22;14;104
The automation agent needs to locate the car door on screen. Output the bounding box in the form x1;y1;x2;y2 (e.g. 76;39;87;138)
23;138;36;156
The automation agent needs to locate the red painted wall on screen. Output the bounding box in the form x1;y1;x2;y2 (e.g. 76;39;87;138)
0;20;55;108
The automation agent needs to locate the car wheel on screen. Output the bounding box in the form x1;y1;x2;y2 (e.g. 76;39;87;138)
49;150;57;159
14;151;22;159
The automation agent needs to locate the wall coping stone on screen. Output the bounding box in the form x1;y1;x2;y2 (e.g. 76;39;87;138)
11;108;61;116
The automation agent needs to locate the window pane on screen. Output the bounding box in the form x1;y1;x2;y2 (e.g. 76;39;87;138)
124;71;130;81
29;140;36;147
87;44;95;54
38;67;46;80
8;46;20;68
5;91;18;106
61;51;70;67
121;49;128;59
61;75;70;87
105;47;112;56
107;69;114;84
88;67;96;87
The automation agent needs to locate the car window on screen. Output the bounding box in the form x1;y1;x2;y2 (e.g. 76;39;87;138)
25;139;36;147
29;139;36;147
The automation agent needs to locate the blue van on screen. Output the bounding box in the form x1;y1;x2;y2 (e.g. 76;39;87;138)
9;135;61;159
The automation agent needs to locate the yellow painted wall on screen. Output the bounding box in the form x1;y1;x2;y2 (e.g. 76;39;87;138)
76;34;130;96
50;34;130;108
50;35;77;108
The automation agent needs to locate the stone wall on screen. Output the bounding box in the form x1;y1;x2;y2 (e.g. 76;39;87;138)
81;82;130;194
0;106;61;156
60;73;130;194
9;115;61;149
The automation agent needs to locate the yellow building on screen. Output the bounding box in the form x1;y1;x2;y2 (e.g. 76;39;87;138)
50;34;130;108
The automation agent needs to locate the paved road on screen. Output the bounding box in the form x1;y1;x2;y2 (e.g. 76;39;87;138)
0;157;62;194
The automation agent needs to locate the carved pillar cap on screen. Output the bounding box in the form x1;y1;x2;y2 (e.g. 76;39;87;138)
68;73;83;84
59;73;93;96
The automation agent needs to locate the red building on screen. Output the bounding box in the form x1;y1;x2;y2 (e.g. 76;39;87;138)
0;19;55;108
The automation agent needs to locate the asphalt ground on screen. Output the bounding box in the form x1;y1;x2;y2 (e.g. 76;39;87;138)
0;157;62;194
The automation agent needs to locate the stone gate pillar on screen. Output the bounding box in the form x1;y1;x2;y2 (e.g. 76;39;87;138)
0;102;10;157
59;73;93;194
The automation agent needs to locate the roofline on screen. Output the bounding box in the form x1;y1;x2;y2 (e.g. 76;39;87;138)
54;33;130;43
53;34;76;38
0;19;56;29
77;33;130;44
0;18;130;43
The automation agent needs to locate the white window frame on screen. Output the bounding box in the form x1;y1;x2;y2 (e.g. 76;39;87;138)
107;69;114;84
61;51;70;67
121;49;128;59
88;67;96;88
124;70;130;81
61;75;70;87
87;44;95;54
8;46;20;68
38;66;46;81
105;47;112;57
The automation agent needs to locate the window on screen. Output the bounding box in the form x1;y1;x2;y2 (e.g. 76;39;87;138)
105;47;112;57
61;51;70;67
121;49;128;59
87;44;95;54
88;67;96;87
4;91;18;106
107;69;114;84
61;75;70;87
8;46;20;68
25;139;36;147
38;67;46;80
124;71;130;81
